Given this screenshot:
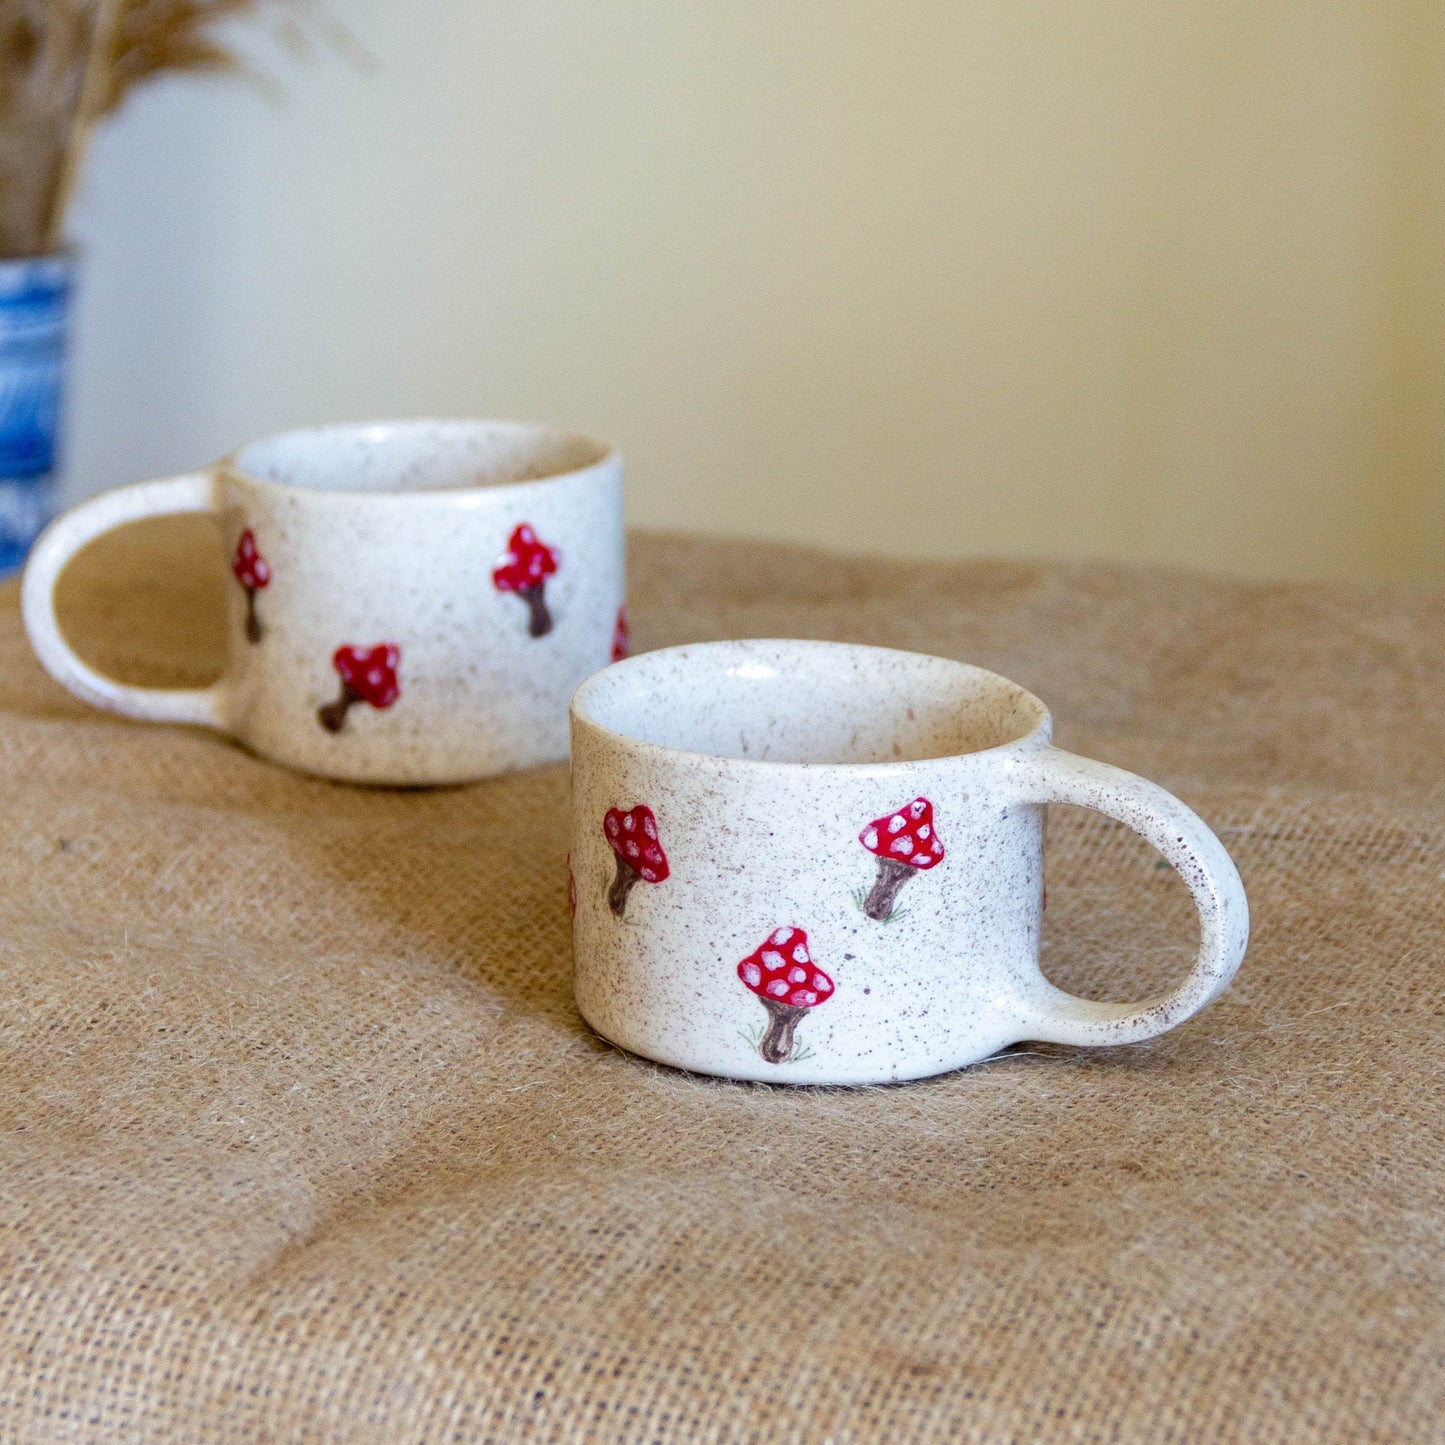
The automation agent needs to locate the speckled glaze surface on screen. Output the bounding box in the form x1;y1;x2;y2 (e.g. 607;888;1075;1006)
570;639;1249;1086
23;420;625;784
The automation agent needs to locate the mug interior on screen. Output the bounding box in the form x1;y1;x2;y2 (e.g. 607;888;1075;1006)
233;419;611;495
573;640;1048;765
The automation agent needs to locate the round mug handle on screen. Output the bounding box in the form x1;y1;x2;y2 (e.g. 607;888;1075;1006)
21;474;228;729
1012;746;1249;1046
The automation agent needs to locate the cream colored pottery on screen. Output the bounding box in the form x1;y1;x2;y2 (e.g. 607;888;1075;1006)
23;419;625;784
570;639;1249;1086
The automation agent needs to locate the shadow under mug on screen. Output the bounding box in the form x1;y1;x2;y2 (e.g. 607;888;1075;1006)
23;419;625;784
570;639;1249;1086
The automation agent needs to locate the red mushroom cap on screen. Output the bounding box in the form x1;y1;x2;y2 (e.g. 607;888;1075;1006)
611;604;630;662
603;804;669;883
232;529;271;590
737;927;833;1009
859;797;944;870
333;644;401;709
493;523;559;593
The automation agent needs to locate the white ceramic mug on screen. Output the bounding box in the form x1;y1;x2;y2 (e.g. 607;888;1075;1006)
23;419;625;784
570;639;1249;1085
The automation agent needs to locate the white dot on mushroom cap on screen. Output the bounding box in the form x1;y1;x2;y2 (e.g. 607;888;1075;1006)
917;824;930;840
814;974;831;991
888;815;906;833
741;963;761;986
788;967;807;984
625;841;639;857
761;951;784;971
791;989;817;1006
792;945;809;964
931;837;943;853
644;847;663;865
639;867;656;881
605;816;619;836
862;829;878;849
622;814;635;831
891;836;914;855
368;669;383;686
771;928;793;945
643;818;657;839
911;799;927;816
767;980;789;998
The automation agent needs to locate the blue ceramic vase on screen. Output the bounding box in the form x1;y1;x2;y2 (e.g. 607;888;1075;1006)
0;255;71;575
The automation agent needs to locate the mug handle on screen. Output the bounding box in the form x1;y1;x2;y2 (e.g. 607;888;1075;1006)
1011;746;1249;1046
21;474;228;728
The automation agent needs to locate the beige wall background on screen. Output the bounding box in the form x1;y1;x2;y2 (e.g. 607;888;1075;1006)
62;0;1445;582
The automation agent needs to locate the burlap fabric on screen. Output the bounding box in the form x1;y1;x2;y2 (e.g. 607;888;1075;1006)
0;518;1440;1442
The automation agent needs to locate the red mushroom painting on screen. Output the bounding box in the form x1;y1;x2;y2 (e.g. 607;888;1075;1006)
603;804;669;917
611;604;630;662
493;523;560;637
858;797;945;921
317;643;401;734
231;529;271;643
737;926;833;1064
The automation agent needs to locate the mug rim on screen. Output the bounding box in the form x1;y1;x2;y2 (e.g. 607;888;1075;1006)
221;417;619;500
570;638;1053;774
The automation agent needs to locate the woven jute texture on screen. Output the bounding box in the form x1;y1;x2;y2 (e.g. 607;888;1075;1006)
0;518;1441;1442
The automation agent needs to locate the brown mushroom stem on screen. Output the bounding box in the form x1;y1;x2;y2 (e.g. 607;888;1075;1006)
864;856;914;921
608;854;640;916
244;588;263;644
759;998;807;1064
519;583;553;638
317;682;360;733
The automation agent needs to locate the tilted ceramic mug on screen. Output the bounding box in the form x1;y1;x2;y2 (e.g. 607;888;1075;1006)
23;419;625;784
570;639;1249;1085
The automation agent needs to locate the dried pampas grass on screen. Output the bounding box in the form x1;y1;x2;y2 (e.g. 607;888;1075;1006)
0;0;326;258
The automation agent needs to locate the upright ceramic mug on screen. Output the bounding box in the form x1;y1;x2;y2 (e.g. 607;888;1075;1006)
23;419;625;784
570;639;1249;1085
